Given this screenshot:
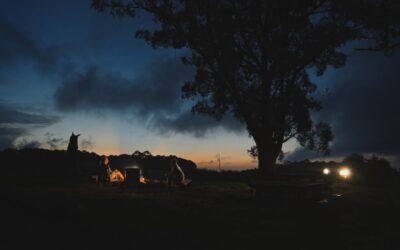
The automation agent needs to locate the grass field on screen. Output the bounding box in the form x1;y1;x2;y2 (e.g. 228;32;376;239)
1;177;400;249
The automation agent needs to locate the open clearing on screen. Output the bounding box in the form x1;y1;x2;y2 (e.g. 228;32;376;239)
1;179;400;249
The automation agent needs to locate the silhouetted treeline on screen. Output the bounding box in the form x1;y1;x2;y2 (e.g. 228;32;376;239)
107;150;197;179
342;154;400;186
195;154;400;187
0;148;196;182
1;148;397;187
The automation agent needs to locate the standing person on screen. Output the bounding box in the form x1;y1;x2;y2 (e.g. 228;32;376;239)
99;156;111;184
67;133;80;178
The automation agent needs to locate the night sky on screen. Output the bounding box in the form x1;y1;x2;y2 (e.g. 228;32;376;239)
1;0;399;169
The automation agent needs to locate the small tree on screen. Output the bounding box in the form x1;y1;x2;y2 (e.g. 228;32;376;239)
343;153;365;168
93;0;400;177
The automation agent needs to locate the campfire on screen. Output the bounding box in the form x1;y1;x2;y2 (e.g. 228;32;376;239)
139;176;146;184
94;159;191;187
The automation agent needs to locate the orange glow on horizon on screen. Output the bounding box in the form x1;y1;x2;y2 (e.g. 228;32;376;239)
88;146;256;171
187;153;256;170
92;146;123;156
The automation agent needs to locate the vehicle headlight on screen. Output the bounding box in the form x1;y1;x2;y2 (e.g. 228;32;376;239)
338;167;351;178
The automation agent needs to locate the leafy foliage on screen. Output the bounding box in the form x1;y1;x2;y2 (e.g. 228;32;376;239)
92;0;400;173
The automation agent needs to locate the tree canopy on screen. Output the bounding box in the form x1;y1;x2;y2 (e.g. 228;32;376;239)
92;0;400;177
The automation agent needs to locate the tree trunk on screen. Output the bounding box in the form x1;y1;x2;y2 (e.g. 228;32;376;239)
249;115;282;179
257;145;278;179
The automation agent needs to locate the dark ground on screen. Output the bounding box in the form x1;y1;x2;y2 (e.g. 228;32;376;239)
1;176;400;250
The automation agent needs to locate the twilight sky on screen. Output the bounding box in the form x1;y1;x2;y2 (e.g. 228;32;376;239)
1;0;399;169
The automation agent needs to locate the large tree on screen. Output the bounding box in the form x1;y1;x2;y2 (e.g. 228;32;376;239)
92;0;400;177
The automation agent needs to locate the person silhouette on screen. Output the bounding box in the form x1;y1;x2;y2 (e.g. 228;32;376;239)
67;133;80;153
67;133;80;178
99;155;111;184
167;157;185;188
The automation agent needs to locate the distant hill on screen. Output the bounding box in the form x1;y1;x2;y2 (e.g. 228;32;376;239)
0;148;196;181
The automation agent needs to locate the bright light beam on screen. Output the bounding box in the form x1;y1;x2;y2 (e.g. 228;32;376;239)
338;167;351;179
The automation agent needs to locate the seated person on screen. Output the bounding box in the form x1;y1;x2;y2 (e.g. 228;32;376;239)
166;158;191;187
99;155;125;184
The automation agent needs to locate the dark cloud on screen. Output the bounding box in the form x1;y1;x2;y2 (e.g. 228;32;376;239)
284;147;323;162
44;133;67;150
0;127;27;149
0;17;65;76
0;17;63;149
16;139;42;149
0;103;60;125
0;18;38;63
322;52;400;156
286;50;400;166
7;132;89;151
54;57;191;114
152;110;243;137
54;57;245;136
0;103;60;149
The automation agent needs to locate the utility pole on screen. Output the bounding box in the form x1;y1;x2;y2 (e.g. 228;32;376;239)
216;153;221;171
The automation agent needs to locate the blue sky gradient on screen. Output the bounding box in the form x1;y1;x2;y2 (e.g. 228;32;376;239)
1;0;399;169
